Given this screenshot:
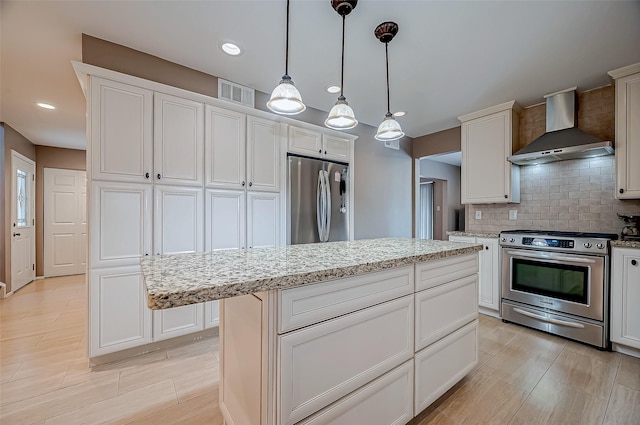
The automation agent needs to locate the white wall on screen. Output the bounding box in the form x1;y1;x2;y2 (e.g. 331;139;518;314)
419;158;461;232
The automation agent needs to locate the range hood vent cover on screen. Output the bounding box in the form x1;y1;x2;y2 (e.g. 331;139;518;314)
508;88;613;165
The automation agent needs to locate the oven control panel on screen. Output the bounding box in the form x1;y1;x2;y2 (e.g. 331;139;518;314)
522;237;574;248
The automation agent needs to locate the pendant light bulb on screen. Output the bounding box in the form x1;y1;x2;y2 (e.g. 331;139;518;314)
325;0;358;130
374;21;404;142
267;0;306;115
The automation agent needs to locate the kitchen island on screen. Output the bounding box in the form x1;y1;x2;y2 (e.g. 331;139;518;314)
141;238;482;425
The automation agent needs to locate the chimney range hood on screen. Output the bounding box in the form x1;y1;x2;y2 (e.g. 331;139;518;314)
507;87;613;165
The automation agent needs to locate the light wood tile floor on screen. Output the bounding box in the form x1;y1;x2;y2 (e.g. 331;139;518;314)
1;276;639;424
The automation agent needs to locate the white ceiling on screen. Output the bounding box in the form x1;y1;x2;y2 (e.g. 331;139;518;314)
2;1;639;150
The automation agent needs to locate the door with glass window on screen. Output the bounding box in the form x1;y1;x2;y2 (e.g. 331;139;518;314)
11;151;36;291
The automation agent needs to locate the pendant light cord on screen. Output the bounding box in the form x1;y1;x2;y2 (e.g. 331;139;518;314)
340;14;345;97
385;42;391;114
285;0;290;76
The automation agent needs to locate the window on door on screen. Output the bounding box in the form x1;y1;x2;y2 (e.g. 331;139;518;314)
16;169;29;227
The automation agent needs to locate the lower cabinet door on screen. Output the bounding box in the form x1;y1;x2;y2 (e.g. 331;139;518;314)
152;303;204;341
279;295;414;425
205;300;220;328
89;266;152;357
298;359;414;425
414;320;478;415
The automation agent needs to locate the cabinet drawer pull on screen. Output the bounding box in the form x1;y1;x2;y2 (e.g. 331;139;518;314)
249;182;253;187
145;172;150;179
485;246;489;250
632;260;638;266
157;173;161;180
504;194;508;198
242;181;246;187
620;188;625;194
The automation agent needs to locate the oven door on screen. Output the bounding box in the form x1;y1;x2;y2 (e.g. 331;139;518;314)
501;248;605;321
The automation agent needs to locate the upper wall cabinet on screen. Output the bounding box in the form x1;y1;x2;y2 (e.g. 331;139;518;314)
205;106;281;192
459;101;522;204
609;63;640;199
288;126;351;163
153;92;204;187
90;77;153;183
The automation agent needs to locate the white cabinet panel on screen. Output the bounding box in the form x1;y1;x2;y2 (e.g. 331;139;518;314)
247;192;280;249
278;295;414;425
247;116;281;192
415;252;478;291
611;248;640;350
154;92;204;186
153;303;204;341
415;274;478;351
205;189;246;250
288;126;322;157
90;182;151;267
205;300;220;328
154;186;204;255
205;105;246;189
298;360;414;425
612;69;640;199
322;134;350;162
477;237;500;312
414;320;478;415
90;77;152;183
279;265;414;333
89;266;152;357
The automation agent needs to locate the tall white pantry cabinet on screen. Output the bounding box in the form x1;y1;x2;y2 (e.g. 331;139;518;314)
85;73;284;359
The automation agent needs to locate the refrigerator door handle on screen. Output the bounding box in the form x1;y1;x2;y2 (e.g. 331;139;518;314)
324;171;331;241
317;170;325;241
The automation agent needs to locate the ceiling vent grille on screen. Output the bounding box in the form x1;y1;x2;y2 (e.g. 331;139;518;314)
218;79;255;108
384;140;400;150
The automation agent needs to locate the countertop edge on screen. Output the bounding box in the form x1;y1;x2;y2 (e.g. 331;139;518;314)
611;240;640;249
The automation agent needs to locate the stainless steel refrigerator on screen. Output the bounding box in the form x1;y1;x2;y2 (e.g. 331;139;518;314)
288;154;349;244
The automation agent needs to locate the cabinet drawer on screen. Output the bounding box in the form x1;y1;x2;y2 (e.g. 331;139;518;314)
279;265;413;333
415;253;478;291
297;359;414;425
279;295;414;425
414;320;478;415
415;274;478;351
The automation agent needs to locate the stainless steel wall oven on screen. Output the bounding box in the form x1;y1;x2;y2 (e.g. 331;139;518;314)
500;230;617;348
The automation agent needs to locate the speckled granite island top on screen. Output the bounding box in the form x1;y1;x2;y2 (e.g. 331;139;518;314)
141;238;482;310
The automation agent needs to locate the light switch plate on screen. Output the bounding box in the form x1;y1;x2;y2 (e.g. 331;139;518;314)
475;210;482;220
509;209;518;220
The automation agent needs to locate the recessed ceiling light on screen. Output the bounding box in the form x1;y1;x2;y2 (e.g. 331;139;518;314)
220;42;242;56
36;102;55;110
326;85;341;94
394;111;406;117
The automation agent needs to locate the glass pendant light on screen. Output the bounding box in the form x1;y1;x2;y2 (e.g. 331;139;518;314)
267;0;306;115
374;21;405;141
325;0;358;130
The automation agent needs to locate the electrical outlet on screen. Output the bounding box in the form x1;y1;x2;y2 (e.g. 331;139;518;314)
475;210;482;220
509;209;518;220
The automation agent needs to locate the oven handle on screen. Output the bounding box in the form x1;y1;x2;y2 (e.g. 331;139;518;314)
506;250;597;264
513;308;585;328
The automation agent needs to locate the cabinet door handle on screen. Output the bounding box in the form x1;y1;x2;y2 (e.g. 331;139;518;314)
620;188;625;194
318;149;322;154
485;246;489;250
242;181;246;187
157;173;161;180
504;194;508;199
145;172;150;179
249;182;253;187
632;260;638;266
324;150;327;155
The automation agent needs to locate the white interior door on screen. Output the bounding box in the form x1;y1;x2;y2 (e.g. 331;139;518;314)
11;151;36;291
44;168;87;277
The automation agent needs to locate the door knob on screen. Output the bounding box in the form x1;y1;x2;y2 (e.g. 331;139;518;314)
13;233;21;237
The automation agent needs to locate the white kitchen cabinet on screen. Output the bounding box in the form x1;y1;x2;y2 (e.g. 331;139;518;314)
247;192;280;249
288;125;351;162
205;300;220;329
609;63;640;199
205;189;246;250
89;266;152;357
611;247;640;354
459;101;521;204
247;116;282;192
153;92;204;186
205;105;247;189
90;181;152;268
449;235;500;317
152;185;205;339
90;77;153;183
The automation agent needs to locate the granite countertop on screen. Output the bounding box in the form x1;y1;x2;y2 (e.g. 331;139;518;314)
447;231;501;238
611;240;640;249
141;238;482;310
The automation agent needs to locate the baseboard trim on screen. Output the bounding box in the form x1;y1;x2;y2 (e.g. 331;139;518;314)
612;343;640;359
36;276;45;280
89;327;219;367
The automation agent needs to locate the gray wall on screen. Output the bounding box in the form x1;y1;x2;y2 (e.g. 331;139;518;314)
419;158;462;233
84;35;414;241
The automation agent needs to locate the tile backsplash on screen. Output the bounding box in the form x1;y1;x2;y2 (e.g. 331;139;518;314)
466;156;640;235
